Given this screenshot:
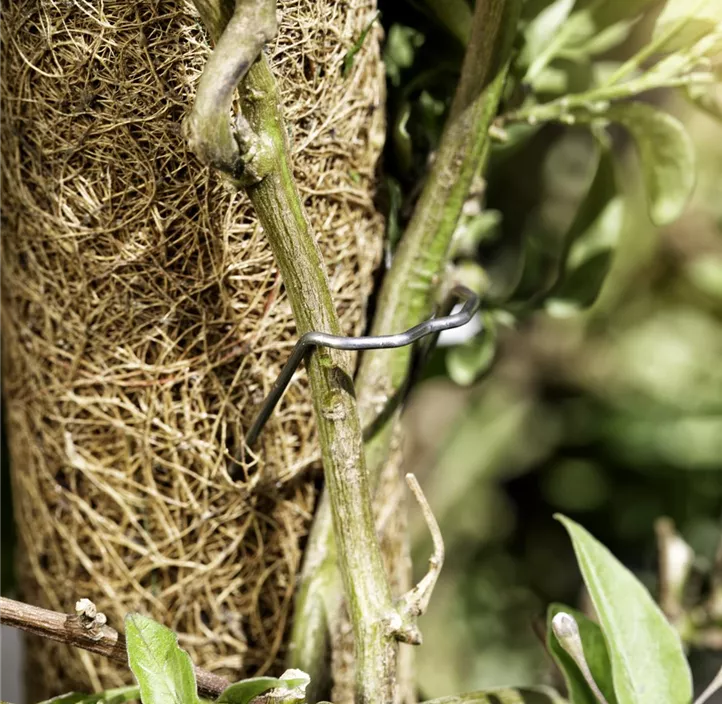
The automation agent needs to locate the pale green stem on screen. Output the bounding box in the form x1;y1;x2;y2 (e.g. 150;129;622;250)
289;0;522;695
189;2;400;701
603;0;711;87
506;72;715;124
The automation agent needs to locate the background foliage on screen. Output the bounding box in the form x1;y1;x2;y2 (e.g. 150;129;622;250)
381;0;722;698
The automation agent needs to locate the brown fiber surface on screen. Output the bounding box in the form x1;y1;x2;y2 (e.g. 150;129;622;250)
1;0;383;698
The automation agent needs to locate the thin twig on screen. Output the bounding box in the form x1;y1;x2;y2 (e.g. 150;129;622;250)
393;474;445;645
0;597;230;699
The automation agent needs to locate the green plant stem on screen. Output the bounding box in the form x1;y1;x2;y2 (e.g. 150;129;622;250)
289;0;522;693
506;72;715;124
355;0;520;467
190;2;400;701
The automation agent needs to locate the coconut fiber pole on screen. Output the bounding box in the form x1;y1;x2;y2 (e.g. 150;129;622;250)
1;0;385;699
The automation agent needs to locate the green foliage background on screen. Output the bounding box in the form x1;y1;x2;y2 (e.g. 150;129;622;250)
379;0;722;698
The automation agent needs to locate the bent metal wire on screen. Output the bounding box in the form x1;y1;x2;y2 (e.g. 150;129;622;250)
245;285;481;447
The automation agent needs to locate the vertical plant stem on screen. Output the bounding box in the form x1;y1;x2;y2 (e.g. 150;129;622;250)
357;0;521;469
190;3;398;701
290;0;522;694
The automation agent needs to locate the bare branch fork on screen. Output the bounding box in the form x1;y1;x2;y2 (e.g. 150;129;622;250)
392;474;445;646
0;596;230;699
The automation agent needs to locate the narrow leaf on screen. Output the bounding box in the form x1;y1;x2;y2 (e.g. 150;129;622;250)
606;102;695;226
544;146;618;309
342;12;380;76
523;0;576;70
125;613;199;704
421;686;567;703
557;516;693;704
652;0;722;52
216;672;310;704
547;604;617;704
41;691;140;704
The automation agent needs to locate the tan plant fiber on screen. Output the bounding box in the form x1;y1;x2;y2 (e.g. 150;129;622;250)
1;0;384;698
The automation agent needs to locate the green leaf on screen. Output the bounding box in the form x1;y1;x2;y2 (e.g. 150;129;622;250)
524;0;654;81
652;0;722;52
447;314;497;386
522;0;576;69
451;210;503;259
125;613;200;704
40;691;140;704
606;102;695;226
343;12;380;77
384;24;425;86
574;0;659;31
556;516;693;704
216;672;310;704
514;145;618;312
421;686;567;703
547;604;617;704
685;82;722;122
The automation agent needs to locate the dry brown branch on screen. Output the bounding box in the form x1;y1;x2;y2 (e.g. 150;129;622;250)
0;597;230;699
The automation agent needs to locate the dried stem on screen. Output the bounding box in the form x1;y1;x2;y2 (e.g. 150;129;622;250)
0;597;230;699
397;474;445;628
188;2;399;701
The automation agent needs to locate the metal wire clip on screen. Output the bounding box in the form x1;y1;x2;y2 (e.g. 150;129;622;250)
246;285;481;447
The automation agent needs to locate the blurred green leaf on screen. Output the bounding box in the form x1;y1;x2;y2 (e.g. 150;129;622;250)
533;58;594;96
685;82;722;122
490;123;541;163
580;19;636;56
447;314;497;386
548;249;614;312
384;24;425;86
393;102;414;174
451;210;502;259
524;0;654;82
652;0;722;53
522;0;575;70
125;613;199;704
419;0;473;45
686;255;722;299
41;689;139;704
576;0;659;32
606;102;695;226
557;516;693;704
421;686;567;703
216;672;309;704
514;144;618;311
547;604;617;704
418;90;448;149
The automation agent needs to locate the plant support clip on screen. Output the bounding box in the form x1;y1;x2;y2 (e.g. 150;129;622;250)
245;285;481;447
